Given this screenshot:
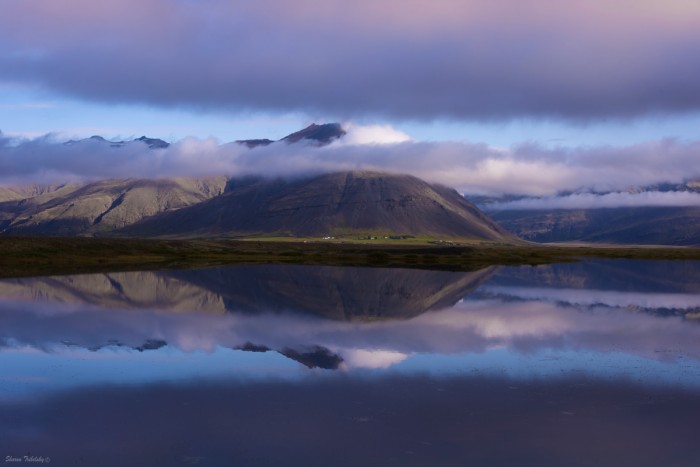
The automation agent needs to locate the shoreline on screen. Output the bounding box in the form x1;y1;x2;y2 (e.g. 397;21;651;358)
2;236;700;279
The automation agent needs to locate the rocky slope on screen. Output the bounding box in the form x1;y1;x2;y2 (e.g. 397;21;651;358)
121;171;513;240
0;177;227;235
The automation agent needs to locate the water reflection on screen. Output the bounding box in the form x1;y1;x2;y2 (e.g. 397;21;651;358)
1;263;700;370
2;261;700;466
0;265;495;318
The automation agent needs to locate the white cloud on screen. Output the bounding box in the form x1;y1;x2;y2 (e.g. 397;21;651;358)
482;286;700;309
2;132;700;198
340;124;412;145
340;349;409;369
488;191;700;210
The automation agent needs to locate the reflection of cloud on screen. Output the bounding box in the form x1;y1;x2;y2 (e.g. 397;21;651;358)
481;286;700;309
2;292;700;367
341;349;409;369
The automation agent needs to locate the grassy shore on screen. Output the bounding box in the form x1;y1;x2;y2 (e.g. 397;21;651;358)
1;236;700;279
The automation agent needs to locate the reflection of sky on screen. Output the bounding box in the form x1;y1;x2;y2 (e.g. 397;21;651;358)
2;261;700;400
3;344;699;402
0;346;301;401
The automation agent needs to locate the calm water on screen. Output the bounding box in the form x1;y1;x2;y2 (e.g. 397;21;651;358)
1;261;700;466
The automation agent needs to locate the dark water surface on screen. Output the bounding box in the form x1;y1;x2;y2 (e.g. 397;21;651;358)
1;261;700;466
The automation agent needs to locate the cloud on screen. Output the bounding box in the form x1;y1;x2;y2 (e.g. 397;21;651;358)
488;191;700;210
482;286;700;309
340;349;409;369
3;133;700;196
340;124;411;145
1;0;700;121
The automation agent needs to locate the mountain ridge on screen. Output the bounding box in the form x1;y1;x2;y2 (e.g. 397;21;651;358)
119;171;513;240
0;171;511;241
236;123;346;148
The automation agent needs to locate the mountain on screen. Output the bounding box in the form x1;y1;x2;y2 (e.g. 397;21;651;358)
0;187;26;203
1;123;509;240
491;207;700;245
0;177;227;235
236;122;346;148
236;138;274;149
0;171;509;241
280;123;346;145
120;171;513;240
64;135;170;149
134;136;170;149
472;181;700;246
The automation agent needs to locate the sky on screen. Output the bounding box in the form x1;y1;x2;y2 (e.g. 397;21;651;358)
1;0;700;206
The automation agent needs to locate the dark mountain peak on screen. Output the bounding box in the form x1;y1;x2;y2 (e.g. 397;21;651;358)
135;136;170;149
235;138;274;149
281;123;346;145
280;345;344;370
89;135;107;142
235;123;346;148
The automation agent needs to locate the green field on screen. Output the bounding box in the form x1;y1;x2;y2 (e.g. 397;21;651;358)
2;236;700;278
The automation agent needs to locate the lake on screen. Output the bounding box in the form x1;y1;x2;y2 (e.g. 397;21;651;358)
1;260;700;466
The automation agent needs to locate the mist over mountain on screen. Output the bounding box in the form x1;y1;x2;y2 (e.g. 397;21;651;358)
0;122;510;241
491;207;700;246
3;122;700;244
476;182;700;245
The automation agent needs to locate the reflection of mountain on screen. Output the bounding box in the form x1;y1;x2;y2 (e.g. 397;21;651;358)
488;260;700;294
3;261;700;371
479;260;700;319
0;271;227;313
167;265;496;320
0;265;495;320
